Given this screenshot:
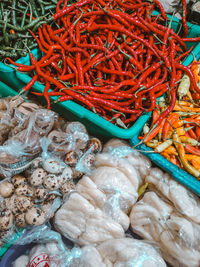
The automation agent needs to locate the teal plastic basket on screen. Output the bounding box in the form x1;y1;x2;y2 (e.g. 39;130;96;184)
0;81;26;257
131;45;200;196
16;44;200;139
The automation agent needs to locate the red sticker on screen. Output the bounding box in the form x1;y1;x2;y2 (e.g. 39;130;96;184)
27;253;59;267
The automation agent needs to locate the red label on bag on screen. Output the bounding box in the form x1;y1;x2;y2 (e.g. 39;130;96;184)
28;253;59;267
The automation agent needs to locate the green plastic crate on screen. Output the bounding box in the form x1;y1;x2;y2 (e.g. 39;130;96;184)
1;14;198;138
16;44;200;140
0;81;18;97
0;81;26;257
0;62;25;91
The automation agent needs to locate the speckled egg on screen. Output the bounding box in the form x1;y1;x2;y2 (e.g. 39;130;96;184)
0;210;14;231
43;158;64;174
60;181;76;195
41;202;58;219
87;138;102;153
31;158;43;169
72;168;83;179
64;151;79;167
59;167;73;183
44;193;57;204
82;153;95;170
30;168;47;186
16;196;33;212
4;195;18;215
15;184;30;196
15;213;27;228
25;208;45;226
11;175;27;188
43;174;60;190
0;181;14;198
34;187;47;200
41;203;51;216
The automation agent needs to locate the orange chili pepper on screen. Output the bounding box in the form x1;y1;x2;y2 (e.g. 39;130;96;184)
190;159;200;171
162;112;179;141
173;119;183;128
161;151;171;161
143;118;166;143
186;154;200;164
150;109;160;128
169;155;182;168
173;130;200;178
185;144;200;157
176;127;185;136
195;127;200;138
186;123;197;139
191;61;200;83
175;100;193;107
9;29;15;35
173;105;200;112
164;146;178;156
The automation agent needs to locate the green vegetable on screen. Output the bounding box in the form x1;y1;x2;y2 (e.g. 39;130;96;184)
0;0;56;60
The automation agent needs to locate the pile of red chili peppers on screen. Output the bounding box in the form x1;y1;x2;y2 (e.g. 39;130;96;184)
7;0;200;128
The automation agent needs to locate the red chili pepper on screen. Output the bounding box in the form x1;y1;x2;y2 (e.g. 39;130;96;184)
28;29;48;54
76;21;84;86
87;24;161;59
8;0;197;128
23;74;38;92
53;0;91;19
181;0;188;38
153;0;167;18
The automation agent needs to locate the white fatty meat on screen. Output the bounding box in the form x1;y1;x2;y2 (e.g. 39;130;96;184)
77;176;130;230
146;167;200;224
94;153;140;191
97;238;167;267
102;138;151;181
90;166;137;229
130;192;200;267
69;245;106;267
54;192;124;246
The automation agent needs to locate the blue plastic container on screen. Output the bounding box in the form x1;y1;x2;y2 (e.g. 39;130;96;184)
0;244;33;266
130;45;200;196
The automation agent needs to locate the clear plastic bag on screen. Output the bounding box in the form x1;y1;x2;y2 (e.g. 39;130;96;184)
102;138;152;182
0;99;57;178
146;167;200;224
130;191;200;267
54;140;153;245
13;225;70;267
13;227;166;267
